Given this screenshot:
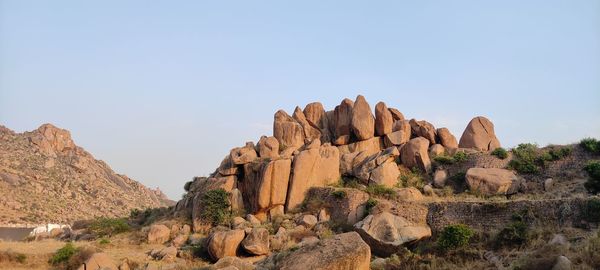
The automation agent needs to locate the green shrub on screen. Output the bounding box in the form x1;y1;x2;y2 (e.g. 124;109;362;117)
509;143;544;174
437;224;474;250
49;242;77;265
586;198;600;222
547;146;572;160
433;155;455;165
581;138;600;154
365;198;378;212
398;167;424;188
453;151;468;163
199;188;231;225
89;217;130;237
495;220;528;248
98;238;110;245
491;148;508;159
366;184;396;199
584;161;600;194
331;190;347;199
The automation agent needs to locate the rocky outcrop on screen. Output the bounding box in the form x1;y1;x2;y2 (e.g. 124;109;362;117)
148;224;171;244
465;168;521;195
354;212;431;256
0;124;172;224
400;137;431;173
459;116;501;151
351;95;375;141
241;228;269;255
273;110;305;150
269;232;371;270
207;229;246;261
76;253;117;270
375;102;393;136
174;96;503;227
286;142;340;210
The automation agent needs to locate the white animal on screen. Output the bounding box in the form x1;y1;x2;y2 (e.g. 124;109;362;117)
28;224;71;237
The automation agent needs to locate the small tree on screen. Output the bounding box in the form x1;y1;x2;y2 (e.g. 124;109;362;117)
88;217;130;237
437;224;474;250
584;161;600;194
199;188;231;225
491;147;508;159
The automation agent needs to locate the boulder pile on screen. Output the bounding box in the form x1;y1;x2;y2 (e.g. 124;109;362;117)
175;96;502;228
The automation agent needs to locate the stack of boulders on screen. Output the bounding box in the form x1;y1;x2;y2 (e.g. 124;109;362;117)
175;95;504;228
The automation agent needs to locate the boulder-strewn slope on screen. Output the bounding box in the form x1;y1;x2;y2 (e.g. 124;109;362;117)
0;124;173;224
175;95;501;229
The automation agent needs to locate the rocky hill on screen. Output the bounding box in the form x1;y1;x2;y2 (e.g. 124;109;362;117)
0;124;173;224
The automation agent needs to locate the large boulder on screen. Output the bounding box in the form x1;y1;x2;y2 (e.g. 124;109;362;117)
76;253;117;270
293;106;322;143
218;155;238;176
230;142;258;165
303;102;332;143
257;136;279;159
465;168;521;195
331;99;354;142
241;228;270;255
354;212;431;257
458;116;501;151
436;128;458;149
400;137;431;173
337;136;383;157
207;229;246;261
352;147;400;187
212;256;255;270
375;102;393;136
351;95;375;141
271;232;371;270
409;119;437;145
388;108;405;121
148;224;171;244
286;143;340;210
273;110;305;150
240;158;292;215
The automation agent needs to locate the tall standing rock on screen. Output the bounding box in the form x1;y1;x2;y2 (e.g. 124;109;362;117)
400;137;431;173
240;159;292;215
273;110;305;150
351;95;375;141
332;99;354;143
375;102;393;136
436;128;458;149
286;143;340;210
293;107;322;143
458;116;501;151
304;102;332;143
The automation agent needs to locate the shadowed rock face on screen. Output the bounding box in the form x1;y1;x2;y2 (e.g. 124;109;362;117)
0;124;173;224
175;96;500;230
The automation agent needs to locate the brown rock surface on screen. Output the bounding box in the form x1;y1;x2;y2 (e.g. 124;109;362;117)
257;136;280;158
148;224;171;244
354;212;431;256
207;229;246;261
230;142;258;165
458;116;501;151
76;252;117;270
240;159;292;214
332;99;354;141
465;168;521;195
388;108;405;121
437;127;458;149
0;124;172;224
271;232;371;270
293;107;322;143
409;119;437;145
303;102;331;143
375;102;393;136
241;228;270;255
400;137;431;173
351;95;375;141
273;110;305;150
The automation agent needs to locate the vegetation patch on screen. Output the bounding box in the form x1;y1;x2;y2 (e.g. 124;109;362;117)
199;188;231;225
494;219;528;248
0;250;27;264
508;143;570;174
433;152;469;165
49;242;77;266
331;190;347;199
398;167;425;188
437;224;474;251
365;198;378;213
584;160;600;194
89;217;130;237
491;147;508;159
366;184;396;199
586;198;600;222
547;145;572;161
581;138;600;154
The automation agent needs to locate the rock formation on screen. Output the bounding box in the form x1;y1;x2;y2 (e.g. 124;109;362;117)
175;96;501;229
459;116;501;151
0;124;172;224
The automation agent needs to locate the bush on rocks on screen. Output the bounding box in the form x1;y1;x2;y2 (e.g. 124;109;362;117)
581;138;600;154
200;188;231;225
491;147;508;159
89;217;130;237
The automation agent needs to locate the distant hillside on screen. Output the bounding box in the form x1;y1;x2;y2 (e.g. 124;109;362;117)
0;124;173;224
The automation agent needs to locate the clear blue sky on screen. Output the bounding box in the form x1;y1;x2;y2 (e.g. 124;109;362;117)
1;1;599;199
